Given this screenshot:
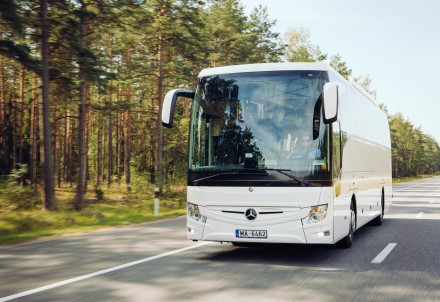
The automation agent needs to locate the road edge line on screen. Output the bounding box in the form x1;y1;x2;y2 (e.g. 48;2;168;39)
0;242;212;302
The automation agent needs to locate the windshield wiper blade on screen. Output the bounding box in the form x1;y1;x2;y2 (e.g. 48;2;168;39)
192;169;310;186
193;172;239;185
262;168;311;186
192;170;269;185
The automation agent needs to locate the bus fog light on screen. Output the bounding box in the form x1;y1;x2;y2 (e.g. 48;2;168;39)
302;204;328;225
188;202;207;223
318;231;331;237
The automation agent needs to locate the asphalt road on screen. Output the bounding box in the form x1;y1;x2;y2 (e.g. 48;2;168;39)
1;177;440;302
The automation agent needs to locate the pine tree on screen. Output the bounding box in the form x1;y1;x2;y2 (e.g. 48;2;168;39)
284;27;327;62
247;5;284;63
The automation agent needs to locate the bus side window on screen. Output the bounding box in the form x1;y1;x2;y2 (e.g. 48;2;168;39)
332;122;342;179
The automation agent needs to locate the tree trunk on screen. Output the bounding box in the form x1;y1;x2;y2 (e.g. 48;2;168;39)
12;71;17;170
64;108;73;185
84;83;90;192
74;1;88;210
0;59;8;172
0;58;4;132
19;64;25;166
55;114;61;187
40;0;56;210
107;33;114;187
30;75;38;186
125;84;131;185
156;33;164;186
96;91;102;186
115;94;120;182
75;101;86;210
62;108;67;183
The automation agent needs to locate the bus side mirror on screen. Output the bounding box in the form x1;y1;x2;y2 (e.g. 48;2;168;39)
323;82;338;124
162;89;195;128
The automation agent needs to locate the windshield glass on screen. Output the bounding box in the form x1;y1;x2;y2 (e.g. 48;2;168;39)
188;70;330;186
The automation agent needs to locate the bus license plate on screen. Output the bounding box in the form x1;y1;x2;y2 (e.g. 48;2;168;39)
235;229;267;239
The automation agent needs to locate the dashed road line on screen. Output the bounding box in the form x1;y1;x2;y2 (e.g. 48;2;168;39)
415;212;424;218
371;243;397;264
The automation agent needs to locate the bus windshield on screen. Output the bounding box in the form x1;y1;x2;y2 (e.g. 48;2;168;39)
188;70;331;186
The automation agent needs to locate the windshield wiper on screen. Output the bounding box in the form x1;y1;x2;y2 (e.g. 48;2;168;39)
262;168;311;186
193;172;239;185
192;169;310;186
192;170;268;185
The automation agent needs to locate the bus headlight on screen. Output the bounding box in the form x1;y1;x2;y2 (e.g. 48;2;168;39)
302;204;328;225
188;203;207;223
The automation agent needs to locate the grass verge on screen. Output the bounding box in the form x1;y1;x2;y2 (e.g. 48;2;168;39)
0;183;186;245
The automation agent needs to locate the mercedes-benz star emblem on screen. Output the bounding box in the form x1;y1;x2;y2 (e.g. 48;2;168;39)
245;208;257;220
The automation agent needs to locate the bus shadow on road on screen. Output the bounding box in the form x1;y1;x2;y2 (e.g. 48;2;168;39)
200;218;440;272
203;242;340;267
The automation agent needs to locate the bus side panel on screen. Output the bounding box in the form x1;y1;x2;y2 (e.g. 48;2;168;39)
341;137;391;227
329;69;392;232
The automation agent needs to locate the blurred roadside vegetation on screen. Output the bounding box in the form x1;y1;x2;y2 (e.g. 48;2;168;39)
0;173;186;245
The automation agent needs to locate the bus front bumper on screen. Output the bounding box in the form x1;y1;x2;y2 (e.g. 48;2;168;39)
187;218;333;244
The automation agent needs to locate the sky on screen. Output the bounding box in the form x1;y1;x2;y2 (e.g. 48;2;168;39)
241;0;440;143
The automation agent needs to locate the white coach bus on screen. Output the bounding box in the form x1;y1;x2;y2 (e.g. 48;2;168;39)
162;62;392;248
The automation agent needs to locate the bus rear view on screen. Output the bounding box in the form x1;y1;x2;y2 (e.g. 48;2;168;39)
162;63;392;248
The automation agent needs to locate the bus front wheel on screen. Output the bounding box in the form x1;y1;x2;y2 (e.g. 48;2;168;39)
337;202;356;249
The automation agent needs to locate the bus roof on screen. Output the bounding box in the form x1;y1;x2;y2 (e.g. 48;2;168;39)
198;62;331;77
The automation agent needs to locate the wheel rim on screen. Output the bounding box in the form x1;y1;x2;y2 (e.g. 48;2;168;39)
349;209;356;235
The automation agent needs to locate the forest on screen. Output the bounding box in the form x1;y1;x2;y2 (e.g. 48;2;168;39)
1;0;440;211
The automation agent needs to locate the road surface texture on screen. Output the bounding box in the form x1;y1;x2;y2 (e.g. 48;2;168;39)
1;176;440;301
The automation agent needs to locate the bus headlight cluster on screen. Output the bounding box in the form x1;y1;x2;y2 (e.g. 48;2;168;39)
188;202;207;223
302;204;328;225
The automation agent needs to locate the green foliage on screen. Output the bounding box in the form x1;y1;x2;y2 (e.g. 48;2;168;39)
389;112;440;178
94;187;104;200
284;27;327;62
329;53;352;80
0;165;40;210
0;183;40;210
204;0;248;66
0;0;23;35
353;75;377;99
0;40;41;74
245;5;285;63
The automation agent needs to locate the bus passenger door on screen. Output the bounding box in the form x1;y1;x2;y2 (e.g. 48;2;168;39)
332;122;347;240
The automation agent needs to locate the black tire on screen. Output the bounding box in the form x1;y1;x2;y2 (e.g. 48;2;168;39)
337;202;356;249
371;192;385;226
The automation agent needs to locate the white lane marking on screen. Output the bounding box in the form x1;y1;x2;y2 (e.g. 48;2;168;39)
415;212;424;218
392;204;439;208
371;243;397;264
0;242;212;302
394;178;439;192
